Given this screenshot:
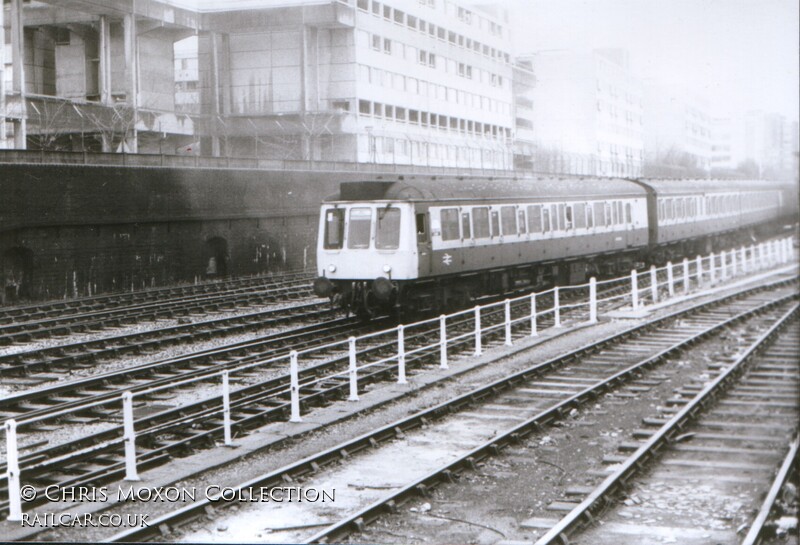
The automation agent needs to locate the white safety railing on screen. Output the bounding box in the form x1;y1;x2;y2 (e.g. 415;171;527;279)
3;236;796;520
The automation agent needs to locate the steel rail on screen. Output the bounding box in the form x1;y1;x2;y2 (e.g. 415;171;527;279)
534;302;800;545
741;436;799;545
105;278;797;542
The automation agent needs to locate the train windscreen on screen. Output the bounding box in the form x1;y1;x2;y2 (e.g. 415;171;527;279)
376;208;401;249
348;208;372;249
324;209;345;249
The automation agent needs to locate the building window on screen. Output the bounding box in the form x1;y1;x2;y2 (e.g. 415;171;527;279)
372;1;380;15
383;38;392;54
428;53;436;68
371;35;381;51
383;4;391;19
357;0;369;11
358;100;371;115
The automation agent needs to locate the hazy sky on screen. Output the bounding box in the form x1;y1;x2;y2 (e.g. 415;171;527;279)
500;0;799;121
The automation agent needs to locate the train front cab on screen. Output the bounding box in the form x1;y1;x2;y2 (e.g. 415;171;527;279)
314;201;418;315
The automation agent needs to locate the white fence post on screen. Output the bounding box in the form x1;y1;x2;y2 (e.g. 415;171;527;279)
348;337;359;401
780;238;787;263
696;255;703;286
709;252;717;283
650;265;658;303
504;299;512;346
222;371;232;446
474;305;482;355
439;315;448;369
529;293;538;336
631;269;639;310
666;261;674;297
122;391;140;481
682;258;690;293
740;246;747;273
588;277;597;323
5;419;22;521
554;287;561;327
289;351;302;422
731;248;738;276
721;250;729;281
751;243;758;271
397;324;407;384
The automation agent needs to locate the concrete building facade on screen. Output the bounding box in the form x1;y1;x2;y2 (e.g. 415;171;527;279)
1;0;514;169
524;48;643;177
743;111;798;178
642;82;712;176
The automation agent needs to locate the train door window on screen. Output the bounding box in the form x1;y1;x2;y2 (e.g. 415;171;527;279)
527;205;542;233
490;210;500;237
542;207;551;232
616;201;623;224
585;203;594;228
416;212;428;243
376;207;401;249
473;207;490;239
574;204;586;229
518;209;527;234
440;208;460;241
323;208;345;249
550;204;559;230
594;202;605;227
604;202;613;226
563;204;573;230
461;211;472;239
500;206;517;235
625;202;632;224
347;208;372;249
676;199;684;219
611;202;619;224
666;199;673;220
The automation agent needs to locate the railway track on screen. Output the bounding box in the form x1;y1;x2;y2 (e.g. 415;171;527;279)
536;303;798;545
104;278;797;543
0;275;313;346
0;271;312;322
0;282;637;516
0;300;332;383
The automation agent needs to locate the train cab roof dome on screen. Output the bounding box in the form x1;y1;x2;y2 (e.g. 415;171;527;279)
333;177;647;203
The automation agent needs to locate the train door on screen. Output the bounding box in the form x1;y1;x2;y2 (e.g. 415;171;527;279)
415;207;432;275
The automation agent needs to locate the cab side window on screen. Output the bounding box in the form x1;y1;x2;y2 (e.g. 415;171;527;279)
416;213;428;243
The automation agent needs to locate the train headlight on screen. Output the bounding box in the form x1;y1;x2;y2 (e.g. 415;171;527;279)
327;264;337;273
382;264;392;273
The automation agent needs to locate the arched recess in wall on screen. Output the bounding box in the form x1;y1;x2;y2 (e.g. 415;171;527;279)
2;246;34;303
203;237;229;277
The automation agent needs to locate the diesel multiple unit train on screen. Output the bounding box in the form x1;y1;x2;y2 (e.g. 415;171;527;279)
313;177;797;317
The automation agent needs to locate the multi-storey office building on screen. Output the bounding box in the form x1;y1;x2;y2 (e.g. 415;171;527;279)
642;82;712;175
525;48;643;177
196;0;514;168
2;0;513;169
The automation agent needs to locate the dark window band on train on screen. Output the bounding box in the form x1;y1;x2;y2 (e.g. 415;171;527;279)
473;207;490;239
441;208;460;241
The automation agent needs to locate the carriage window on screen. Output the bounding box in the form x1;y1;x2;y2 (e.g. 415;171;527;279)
551;204;560;230
440;208;460;241
616;201;623;224
574;204;586;229
542;207;551;232
518;209;527;234
416;213;428;243
527;205;542;233
323;209;345;249
491;210;500;237
594;202;605;226
605;202;613;226
461;212;471;239
376;207;401;249
564;205;573;230
473;207;490;238
611;201;619;224
501;206;517;235
347;208;372;249
625;202;632;224
586;203;594;228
